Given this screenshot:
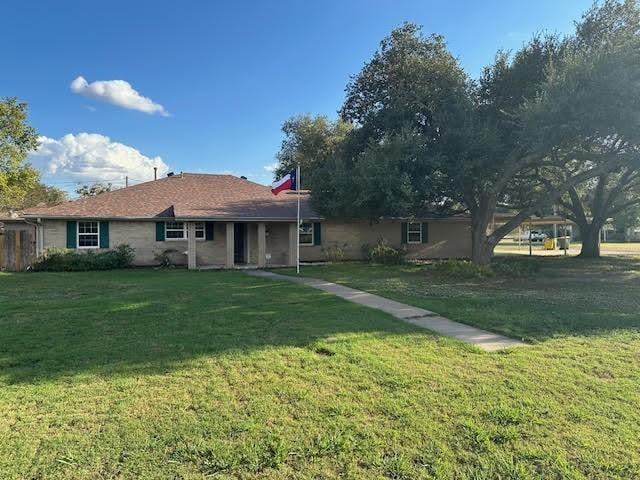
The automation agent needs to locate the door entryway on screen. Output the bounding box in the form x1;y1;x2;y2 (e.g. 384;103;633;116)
234;223;246;264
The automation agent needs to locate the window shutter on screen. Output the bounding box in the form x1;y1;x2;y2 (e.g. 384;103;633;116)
401;222;408;244
66;221;77;249
421;222;429;244
313;222;322;246
155;221;165;241
99;221;109;248
205;221;214;241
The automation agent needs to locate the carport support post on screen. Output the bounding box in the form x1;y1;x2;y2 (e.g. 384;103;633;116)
187;222;197;270
226;222;234;268
257;222;266;268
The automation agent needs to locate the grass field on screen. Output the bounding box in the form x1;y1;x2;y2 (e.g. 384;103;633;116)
1;264;639;478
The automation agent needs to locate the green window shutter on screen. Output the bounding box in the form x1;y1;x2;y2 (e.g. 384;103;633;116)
155;221;165;241
99;221;109;248
313;222;322;246
66;221;77;248
205;221;214;241
421;222;429;244
401;222;408;244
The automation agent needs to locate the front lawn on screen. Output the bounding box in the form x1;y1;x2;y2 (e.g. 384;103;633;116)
285;257;640;342
1;268;639;478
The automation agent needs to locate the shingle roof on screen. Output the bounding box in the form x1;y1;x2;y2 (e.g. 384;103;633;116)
22;174;320;221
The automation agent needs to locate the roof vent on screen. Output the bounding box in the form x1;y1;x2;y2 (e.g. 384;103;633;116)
240;175;248;180
167;172;174;177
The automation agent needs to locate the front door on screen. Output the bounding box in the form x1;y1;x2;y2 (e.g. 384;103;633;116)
234;223;246;264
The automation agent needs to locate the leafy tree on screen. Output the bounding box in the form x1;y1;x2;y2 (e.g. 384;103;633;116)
0;98;39;211
288;0;640;264
613;203;640;240
19;183;68;209
76;182;115;197
274;115;351;189
559;167;640;256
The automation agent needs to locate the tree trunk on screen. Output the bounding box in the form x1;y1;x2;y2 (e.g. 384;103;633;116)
469;197;497;265
471;227;495;265
578;223;601;258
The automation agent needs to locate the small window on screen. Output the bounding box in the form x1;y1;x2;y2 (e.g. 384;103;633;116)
165;221;205;240
407;222;422;244
299;222;314;246
78;221;99;248
165;221;185;239
194;222;205;239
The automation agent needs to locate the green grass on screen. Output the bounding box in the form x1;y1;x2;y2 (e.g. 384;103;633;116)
1;267;639;478
283;257;640;342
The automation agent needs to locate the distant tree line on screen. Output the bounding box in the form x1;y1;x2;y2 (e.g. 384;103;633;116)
275;0;640;262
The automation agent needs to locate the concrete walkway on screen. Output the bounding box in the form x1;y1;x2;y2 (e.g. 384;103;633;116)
246;270;527;352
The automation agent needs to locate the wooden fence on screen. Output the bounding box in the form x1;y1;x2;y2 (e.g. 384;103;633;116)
0;230;36;271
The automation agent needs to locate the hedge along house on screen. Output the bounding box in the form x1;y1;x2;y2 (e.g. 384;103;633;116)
21;173;472;269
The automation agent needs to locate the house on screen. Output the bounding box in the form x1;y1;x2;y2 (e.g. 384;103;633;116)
21;173;472;269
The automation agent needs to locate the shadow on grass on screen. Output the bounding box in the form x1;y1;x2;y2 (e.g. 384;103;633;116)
276;257;640;342
0;269;432;385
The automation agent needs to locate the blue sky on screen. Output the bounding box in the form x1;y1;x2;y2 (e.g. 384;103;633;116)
2;0;592;191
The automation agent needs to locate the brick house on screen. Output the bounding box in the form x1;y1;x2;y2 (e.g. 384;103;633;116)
21;173;472;268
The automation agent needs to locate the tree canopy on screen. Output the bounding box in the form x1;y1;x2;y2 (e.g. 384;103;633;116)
0;98;40;211
75;182;116;197
274;0;640;263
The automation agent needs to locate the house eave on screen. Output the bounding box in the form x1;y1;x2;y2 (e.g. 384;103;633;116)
21;214;325;222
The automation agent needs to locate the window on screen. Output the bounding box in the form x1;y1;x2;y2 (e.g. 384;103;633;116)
78;221;99;248
165;221;185;239
165;222;205;240
407;222;422;244
299;222;314;245
194;222;205;239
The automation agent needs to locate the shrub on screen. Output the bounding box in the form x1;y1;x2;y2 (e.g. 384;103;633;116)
491;257;541;277
33;244;135;272
362;238;407;265
154;248;181;268
428;259;493;278
322;242;348;262
426;258;541;278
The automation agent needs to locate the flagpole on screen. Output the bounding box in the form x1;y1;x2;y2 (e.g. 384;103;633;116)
296;164;301;274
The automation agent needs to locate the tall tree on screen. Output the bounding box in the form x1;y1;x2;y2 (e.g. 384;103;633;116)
274;115;351;187
558;166;640;257
0;98;39;211
19;183;68;209
301;1;640;264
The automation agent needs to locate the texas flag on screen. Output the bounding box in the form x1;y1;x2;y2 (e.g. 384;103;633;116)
271;169;297;195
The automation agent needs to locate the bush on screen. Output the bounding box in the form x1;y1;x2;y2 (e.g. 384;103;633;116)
491;257;541;277
153;248;181;268
322;242;348;262
33;244;135;272
428;259;493;278
362;238;407;265
426;258;541;278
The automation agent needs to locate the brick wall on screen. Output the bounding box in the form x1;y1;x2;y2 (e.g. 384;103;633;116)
39;217;472;267
300;219;472;261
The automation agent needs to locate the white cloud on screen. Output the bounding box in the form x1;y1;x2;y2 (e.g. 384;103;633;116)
29;133;169;185
263;162;278;173
84;105;96;112
70;76;170;116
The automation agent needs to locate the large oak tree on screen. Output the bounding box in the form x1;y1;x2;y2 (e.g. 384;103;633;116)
278;1;640;264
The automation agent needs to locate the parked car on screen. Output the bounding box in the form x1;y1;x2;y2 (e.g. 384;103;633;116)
521;230;547;242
